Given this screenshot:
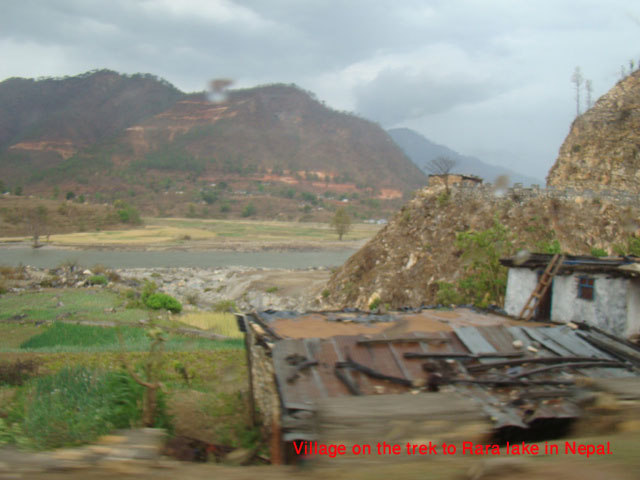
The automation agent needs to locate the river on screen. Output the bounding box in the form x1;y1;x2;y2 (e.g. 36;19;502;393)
0;246;355;269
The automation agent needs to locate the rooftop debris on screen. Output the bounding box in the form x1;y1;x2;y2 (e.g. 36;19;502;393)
245;307;640;440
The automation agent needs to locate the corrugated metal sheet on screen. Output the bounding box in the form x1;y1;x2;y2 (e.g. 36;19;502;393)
258;311;640;440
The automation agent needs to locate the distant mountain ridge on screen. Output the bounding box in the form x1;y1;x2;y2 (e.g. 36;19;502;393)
0;70;426;219
388;128;543;186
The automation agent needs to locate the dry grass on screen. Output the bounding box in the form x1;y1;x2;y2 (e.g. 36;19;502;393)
179;312;242;339
48;225;218;245
7;217;381;248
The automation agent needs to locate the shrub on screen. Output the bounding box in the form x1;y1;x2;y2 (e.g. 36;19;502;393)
436;281;464;306
140;280;159;304
186;292;199;305
437;191;450;206
628;236;640;256
454;218;513;307
212;299;237;313
368;297;381;311
590;247;607;258
538;238;562;254
0;359;41;386
88;274;108;286
113;200;142;225
145;293;182;313
242;202;256;217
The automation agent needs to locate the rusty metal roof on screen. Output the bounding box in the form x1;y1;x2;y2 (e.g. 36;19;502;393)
254;307;540;339
250;314;640;440
500;253;640;276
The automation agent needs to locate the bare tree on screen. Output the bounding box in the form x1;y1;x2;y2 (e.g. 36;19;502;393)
585;79;593;110
425;156;457;193
426;156;457;175
571;66;584;117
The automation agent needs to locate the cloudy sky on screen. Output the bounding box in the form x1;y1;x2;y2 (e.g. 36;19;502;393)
2;0;639;181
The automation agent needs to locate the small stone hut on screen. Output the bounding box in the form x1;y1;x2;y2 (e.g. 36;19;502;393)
501;254;640;337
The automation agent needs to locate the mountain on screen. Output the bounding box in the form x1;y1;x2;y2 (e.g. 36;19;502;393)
0;70;183;176
388;128;543;186
547;70;640;192
0;71;426;219
118;84;425;194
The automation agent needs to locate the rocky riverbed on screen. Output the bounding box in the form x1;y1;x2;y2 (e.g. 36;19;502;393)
115;266;330;312
3;264;331;313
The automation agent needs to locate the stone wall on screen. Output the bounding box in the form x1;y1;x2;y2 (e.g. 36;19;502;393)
451;182;640;207
243;316;280;438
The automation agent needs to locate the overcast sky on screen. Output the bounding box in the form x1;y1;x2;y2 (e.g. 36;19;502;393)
2;1;639;181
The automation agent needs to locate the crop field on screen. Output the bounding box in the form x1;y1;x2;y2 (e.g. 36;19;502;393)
0;282;250;453
4;322;241;353
179;312;243;339
3;217;381;247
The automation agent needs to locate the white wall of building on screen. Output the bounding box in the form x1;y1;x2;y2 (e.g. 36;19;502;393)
551;274;628;336
626;278;640;337
504;268;539;317
504;268;639;337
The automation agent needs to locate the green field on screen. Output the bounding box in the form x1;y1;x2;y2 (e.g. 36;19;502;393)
0;284;251;452
0;289;150;326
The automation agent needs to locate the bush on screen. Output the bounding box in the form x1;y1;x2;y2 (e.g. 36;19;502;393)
212;299;237;313
538;238;562;254
242;202;256;217
141;280;159;304
626;236;640;256
368;297;381;311
88;274;108;285
453;218;513;307
145;293;182;313
0;359;41;386
114;200;142;225
436;281;464;306
590;247;608;258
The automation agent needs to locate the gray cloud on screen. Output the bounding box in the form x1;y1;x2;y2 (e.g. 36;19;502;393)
355;67;503;125
1;0;639;180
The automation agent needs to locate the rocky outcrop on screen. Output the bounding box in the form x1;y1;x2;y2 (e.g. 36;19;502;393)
547;71;640;191
324;184;640;310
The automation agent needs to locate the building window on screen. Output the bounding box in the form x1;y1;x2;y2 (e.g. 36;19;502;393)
577;276;595;301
